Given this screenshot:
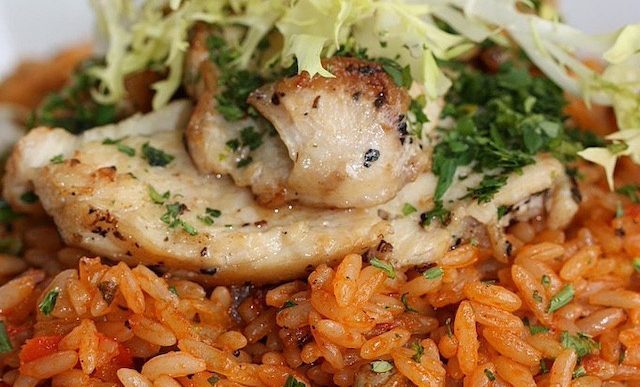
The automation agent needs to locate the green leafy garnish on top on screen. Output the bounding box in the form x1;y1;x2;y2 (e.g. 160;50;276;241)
431;63;588;208
142;143;175;167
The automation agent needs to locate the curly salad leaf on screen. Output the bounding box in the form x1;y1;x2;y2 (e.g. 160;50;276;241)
89;0;639;183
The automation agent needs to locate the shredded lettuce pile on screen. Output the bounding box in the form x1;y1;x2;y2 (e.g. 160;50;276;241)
90;0;640;186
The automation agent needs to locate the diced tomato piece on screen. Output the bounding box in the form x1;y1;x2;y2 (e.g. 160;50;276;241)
92;342;134;382
19;335;63;364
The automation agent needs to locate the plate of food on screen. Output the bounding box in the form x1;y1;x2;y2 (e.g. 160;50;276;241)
0;0;639;386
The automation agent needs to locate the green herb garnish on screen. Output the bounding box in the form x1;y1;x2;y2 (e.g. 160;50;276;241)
401;293;417;312
634;258;640;272
117;143;136;157
402;203;417;216
283;375;305;387
497;205;509;219
207;375;220;385
39;288;60;316
572;366;586;379
142;142;175;167
541;275;551;287
148;185;170;205
282;300;297;309
50;154;65;164
411;342;424;362
369;257;396;279
161;202;197;236
617;184;640;203
0;200;20;223
0;238;22;255
168;285;178;296
548;284;574;313
0;321;13;353
561;331;600;359
371;360;394;373
423;266;444;280
20;191;38;204
484;369;496;381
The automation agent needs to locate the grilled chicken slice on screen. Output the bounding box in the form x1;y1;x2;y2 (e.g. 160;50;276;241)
3;101;387;284
248;57;428;208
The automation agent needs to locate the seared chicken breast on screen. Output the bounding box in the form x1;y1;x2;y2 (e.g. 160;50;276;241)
4;101;578;283
248;57;428;208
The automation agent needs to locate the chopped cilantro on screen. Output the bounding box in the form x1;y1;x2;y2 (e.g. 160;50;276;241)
423;266;444;280
206;208;222;218
198;216;215;226
572;366;586;379
28;59;117;134
484;369;496;381
168;286;178;296
561;331;600;359
633;257;640;272
402;203;417;216
0;321;12;353
528;323;549;335
541;275;551;287
207;36;264;122
617;184;640;203
369;257;396;279
102;137;122;145
401;293;417;312
371;360;394;373
161;202;197;236
117;143;136;157
240;126;263;151
282;300;297;309
20;191;38;204
411;342;424;362
237;156;253;168
420;202;451;227
0;200;19;223
539;359;549;374
142;143;175;167
497;205;509;219
432;62;586;205
39;288;60;316
50;154;64;164
148;185;170;205
226;138;240;151
378;58;412;89
283;375;305;387
548;285;574;313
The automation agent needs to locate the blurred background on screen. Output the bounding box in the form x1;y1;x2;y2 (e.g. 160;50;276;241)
0;0;638;79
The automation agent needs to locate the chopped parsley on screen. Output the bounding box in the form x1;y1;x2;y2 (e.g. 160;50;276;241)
168;286;179;296
226;127;264;168
409;95;429;137
20;191;38;204
117;143;136;157
561;331;600;359
102;137;123;145
423;266;444;280
27;59;117;134
207;375;220;385
419;202;451;227
497;205;509;219
236;156;253;168
378;58;412;89
411;342;424;362
432;63;588;207
198;208;222;226
142;142;175;167
633;257;640;272
572;366;587;379
617;184;640;203
0;321;12;353
541;275;551;287
0;200;20;223
148;185;170;205
523;317;549;335
207;36;264;122
161;202;198;236
50;154;65;164
371;360;394;373
282;300;297;309
369;257;396;279
39;288;60;316
484;369;496;381
283;375;305;387
548;284;574;313
539;359;549;374
401;293;417;312
402;203;417;216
